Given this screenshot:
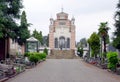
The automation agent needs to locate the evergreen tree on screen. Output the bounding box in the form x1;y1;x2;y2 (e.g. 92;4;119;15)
39;31;43;45
32;29;38;38
113;0;120;51
17;11;30;45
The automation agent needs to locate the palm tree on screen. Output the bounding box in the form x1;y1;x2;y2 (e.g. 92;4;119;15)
98;22;110;57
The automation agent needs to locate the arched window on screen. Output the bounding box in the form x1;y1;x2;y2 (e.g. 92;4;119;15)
54;38;58;48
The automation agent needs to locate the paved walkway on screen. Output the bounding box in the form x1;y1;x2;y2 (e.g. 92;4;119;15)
6;59;120;82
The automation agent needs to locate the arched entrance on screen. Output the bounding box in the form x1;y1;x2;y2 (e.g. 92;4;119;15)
59;36;65;50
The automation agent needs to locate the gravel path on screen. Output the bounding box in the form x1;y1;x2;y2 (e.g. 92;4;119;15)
6;59;120;82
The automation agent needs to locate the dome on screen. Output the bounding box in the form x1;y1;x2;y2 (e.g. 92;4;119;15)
57;12;68;20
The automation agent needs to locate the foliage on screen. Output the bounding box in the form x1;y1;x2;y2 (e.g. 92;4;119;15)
44;48;48;55
88;32;100;58
29;54;39;64
0;0;23;39
106;35;110;44
98;22;109;38
17;11;30;45
24;52;31;57
25;52;47;63
102;52;106;58
91;50;95;57
32;29;43;45
113;1;120;50
119;58;120;64
77;47;83;57
98;22;110;53
100;52;107;63
107;52;118;71
39;53;47;59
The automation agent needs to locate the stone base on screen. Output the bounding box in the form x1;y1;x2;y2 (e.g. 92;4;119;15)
47;50;79;59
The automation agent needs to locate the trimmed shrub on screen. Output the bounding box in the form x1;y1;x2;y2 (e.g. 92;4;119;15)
35;53;41;61
107;52;118;71
44;48;48;55
40;53;47;59
27;52;47;63
29;55;39;64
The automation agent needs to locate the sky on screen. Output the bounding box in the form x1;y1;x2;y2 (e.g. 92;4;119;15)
23;0;118;42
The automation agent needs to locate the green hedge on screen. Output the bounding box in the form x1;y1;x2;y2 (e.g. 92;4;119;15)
107;52;118;71
39;53;47;59
29;54;39;64
24;52;47;63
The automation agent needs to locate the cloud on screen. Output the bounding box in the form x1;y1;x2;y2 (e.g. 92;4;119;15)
76;11;115;41
23;0;118;42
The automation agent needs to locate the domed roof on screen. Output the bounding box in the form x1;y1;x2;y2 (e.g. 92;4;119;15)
56;11;68;20
57;11;68;16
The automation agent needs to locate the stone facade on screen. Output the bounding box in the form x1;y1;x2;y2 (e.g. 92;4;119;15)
9;38;25;55
49;11;76;50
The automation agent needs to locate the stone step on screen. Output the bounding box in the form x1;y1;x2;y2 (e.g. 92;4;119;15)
47;50;79;59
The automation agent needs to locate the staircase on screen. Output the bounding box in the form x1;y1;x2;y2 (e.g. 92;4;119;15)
47;50;79;59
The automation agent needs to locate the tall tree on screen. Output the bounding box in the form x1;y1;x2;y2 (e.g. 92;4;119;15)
0;0;23;39
32;29;43;45
113;0;120;52
32;29;38;38
17;11;30;45
88;32;100;58
98;22;109;54
39;31;43;45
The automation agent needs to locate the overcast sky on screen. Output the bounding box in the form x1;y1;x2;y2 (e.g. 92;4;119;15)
23;0;118;42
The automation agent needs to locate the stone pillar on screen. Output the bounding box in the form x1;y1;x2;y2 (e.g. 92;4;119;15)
49;33;54;49
70;32;75;49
